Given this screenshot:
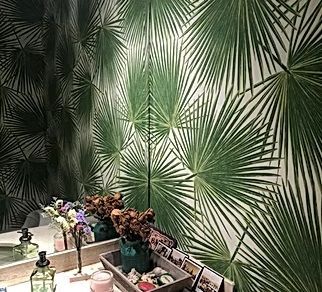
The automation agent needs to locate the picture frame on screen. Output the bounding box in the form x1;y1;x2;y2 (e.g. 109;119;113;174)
155;242;172;258
194;267;224;292
148;226;177;250
181;258;203;285
168;248;188;268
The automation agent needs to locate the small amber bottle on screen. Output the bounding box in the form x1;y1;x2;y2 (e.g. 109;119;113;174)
30;251;56;292
12;228;39;260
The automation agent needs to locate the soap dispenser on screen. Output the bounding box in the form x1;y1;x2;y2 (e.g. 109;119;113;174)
30;251;56;292
13;228;39;260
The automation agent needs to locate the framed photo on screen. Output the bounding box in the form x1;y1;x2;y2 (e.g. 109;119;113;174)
181;258;203;284
148;226;177;250
168;248;188;268
155;242;172;258
195;267;224;292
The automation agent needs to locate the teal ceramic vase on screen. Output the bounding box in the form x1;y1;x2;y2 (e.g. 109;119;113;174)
119;238;150;273
93;219;118;242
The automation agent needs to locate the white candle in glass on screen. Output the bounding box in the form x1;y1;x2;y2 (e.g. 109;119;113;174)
90;270;114;292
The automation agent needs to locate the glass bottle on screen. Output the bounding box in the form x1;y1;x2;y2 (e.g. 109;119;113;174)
30;251;56;292
13;228;39;260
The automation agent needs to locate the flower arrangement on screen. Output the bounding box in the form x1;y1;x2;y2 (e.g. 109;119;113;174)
84;192;124;221
43;199;91;274
43;199;91;235
111;208;155;242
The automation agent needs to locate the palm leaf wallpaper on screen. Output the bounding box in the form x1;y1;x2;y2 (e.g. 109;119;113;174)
0;0;321;291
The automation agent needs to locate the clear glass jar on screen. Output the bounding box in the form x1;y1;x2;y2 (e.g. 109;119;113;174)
53;231;74;252
90;270;114;292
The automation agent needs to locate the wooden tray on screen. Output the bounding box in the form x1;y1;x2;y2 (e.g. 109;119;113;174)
100;249;193;292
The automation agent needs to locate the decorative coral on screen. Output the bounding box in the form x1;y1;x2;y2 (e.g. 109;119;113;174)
111;208;155;241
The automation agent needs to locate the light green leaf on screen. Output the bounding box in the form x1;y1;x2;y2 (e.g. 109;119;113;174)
184;0;297;91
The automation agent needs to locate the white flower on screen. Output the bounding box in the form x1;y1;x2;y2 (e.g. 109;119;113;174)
55;216;67;224
69;218;78;228
55;199;64;209
44;206;59;216
68;209;77;218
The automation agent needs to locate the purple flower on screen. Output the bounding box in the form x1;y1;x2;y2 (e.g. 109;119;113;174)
61;202;73;212
83;226;92;235
76;210;88;224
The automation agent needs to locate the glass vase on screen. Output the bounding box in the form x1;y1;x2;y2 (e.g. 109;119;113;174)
119;238;150;273
53;231;74;252
93;219;118;242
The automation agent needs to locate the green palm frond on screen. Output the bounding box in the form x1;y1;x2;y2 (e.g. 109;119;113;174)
253;0;322;189
0;40;44;94
0;11;18;51
187;218;264;292
118;50;149;138
119;0;191;46
149;141;195;247
95;1;126;88
57;154;80;201
173;91;278;232
0;0;44;42
0;86;26;123
119;137;148;210
120;138;195;247
56;31;76;95
72;55;99;125
150;40;198;142
72;0;101;58
47;0;72;26
75;134;103;197
0;126;23;172
242;182;322;292
94;94;131;182
4;94;46;153
184;0;297;91
7;148;47;200
0;179;41;230
50;96;78;154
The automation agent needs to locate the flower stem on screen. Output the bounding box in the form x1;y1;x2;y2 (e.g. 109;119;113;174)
63;230;68;250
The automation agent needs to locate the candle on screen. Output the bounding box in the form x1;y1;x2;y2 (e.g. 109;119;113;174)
54;233;66;252
90;270;114;292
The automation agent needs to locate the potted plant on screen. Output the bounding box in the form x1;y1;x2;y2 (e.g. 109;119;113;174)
85;192;124;242
111;208;155;273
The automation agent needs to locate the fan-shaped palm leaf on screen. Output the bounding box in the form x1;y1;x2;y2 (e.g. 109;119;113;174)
242;182;322;292
187;218;264;292
75;134;103;197
0;40;44;94
118;51;149;138
95;1;126;88
184;0;297;91
150;40;198;143
173;91;278;233
0;11;18;51
56;31;76;95
0;0;44;42
119;137;148;209
72;0;101;58
4;94;46;153
119;0;191;46
253;0;322;189
72;55;99;125
0;178;41;230
0;126;23;173
7;148;47;200
120;138;196;247
94;94;131;184
57;154;81;201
